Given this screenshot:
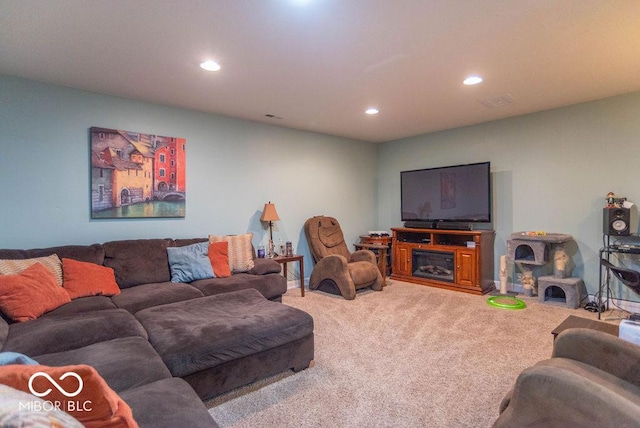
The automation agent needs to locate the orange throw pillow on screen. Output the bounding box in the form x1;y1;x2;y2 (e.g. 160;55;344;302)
62;258;121;299
0;364;137;427
208;241;231;278
0;262;71;322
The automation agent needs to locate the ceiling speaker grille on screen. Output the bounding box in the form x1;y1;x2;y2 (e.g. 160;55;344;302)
479;94;515;108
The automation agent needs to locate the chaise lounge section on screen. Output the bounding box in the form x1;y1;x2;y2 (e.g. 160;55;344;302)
136;289;314;399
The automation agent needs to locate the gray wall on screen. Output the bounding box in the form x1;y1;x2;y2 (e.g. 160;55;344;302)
0;75;379;279
377;92;640;300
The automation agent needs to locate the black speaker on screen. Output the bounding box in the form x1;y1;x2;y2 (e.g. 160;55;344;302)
603;207;631;236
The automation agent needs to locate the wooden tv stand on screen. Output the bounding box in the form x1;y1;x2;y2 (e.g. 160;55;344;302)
391;227;495;295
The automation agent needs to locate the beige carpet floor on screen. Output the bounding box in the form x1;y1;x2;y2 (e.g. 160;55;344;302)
207;280;604;428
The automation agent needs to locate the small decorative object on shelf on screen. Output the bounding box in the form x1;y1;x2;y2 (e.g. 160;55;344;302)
605;191;628;208
257;245;265;258
286;241;293;257
522;230;547;236
368;230;390;237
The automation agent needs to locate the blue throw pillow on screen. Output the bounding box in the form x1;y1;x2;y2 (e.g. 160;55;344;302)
0;352;38;365
167;242;215;283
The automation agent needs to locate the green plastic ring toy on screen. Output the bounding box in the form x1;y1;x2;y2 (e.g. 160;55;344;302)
486;295;526;310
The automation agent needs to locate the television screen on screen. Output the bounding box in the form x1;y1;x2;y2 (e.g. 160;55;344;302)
401;162;491;223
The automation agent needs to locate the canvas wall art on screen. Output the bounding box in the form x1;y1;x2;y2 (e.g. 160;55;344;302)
90;127;186;218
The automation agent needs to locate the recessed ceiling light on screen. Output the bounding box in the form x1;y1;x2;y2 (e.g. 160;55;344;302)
463;75;483;85
200;60;221;72
365;108;379;115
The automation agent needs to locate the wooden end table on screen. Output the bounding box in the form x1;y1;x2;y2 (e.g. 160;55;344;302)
551;315;618;341
272;254;305;297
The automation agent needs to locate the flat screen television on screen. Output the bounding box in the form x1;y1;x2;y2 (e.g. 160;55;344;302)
401;161;491;226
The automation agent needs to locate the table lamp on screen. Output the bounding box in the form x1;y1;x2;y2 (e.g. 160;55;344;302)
260;201;280;257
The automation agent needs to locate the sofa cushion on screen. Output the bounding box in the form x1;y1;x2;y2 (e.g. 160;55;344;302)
249;258;282;275
172;238;208;247
120;378;219;428
35;336;172;393
167;242;214;283
111;282;204;314
135;289;314;378
0;254;63;285
103;239;172;288
191;272;287;301
39;296;117;318
0;244;105;265
0;262;71;322
3;309;147;356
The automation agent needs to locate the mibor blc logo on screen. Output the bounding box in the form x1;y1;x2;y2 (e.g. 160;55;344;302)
21;371;93;412
28;371;83;397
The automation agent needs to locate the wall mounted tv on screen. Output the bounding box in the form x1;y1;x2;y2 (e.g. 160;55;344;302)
401;161;491;226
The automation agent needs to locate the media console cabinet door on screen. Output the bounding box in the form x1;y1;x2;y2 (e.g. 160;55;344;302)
456;249;477;287
394;243;411;276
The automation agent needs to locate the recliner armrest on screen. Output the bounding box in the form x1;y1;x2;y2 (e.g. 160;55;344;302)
553;327;640;387
350;249;376;264
316;254;349;272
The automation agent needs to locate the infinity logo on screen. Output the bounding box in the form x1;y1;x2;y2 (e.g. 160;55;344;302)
28;372;83;398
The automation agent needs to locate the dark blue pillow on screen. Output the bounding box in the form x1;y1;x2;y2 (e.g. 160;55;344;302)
167;242;214;283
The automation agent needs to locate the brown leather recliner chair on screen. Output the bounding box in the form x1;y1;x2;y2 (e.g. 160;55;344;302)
304;216;384;300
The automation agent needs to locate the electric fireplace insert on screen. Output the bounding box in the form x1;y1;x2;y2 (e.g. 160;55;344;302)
412;249;455;283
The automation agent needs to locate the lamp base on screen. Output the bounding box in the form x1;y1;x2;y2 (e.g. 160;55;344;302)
268;239;275;258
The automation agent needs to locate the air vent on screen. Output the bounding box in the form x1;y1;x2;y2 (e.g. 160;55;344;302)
479;94;515;108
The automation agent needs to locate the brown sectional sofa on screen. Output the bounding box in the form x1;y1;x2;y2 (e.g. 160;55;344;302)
0;238;315;427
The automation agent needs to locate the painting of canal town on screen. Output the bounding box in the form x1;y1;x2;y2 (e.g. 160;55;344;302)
90;127;186;218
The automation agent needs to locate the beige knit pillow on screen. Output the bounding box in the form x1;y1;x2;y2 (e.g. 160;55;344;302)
208;233;255;273
0;254;63;286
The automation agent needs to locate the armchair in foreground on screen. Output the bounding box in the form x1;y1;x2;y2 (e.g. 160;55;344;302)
494;327;640;427
304;216;383;300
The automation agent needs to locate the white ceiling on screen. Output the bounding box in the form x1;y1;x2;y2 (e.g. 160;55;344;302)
2;0;640;143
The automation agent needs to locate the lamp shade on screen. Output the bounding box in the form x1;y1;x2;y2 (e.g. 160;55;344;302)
260;202;280;222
